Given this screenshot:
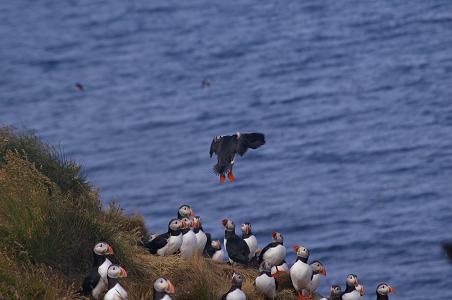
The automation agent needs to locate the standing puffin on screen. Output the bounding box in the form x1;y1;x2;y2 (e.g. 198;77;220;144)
210;240;225;262
269;233;289;277
177;204;195;220
290;245;312;300
320;285;342;300
82;242;114;299
341;274;364;300
376;283;395;300
180;217;197;260
255;261;277;299
192;216;207;255
144;219;183;256
306;261;327;294
241;223;258;260
259;232;286;268
209;132;265;183
222;218;250;265
221;272;247;300
104;264;128;300
153;277;176;300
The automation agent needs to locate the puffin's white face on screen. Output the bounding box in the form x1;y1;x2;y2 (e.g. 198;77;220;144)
241;223;251;234
346;274;359;287
154;278;176;294
222;218;235;230
377;283;395;295
178;205;194;218
310;261;327;276
149;233;158;241
169;219;182;231
293;245;309;258
93;242;114;255
107;265;127;278
181;217;192;229
272;231;283;243
232;272;244;285
192;216;202;228
330;285;342;296
211;240;221;250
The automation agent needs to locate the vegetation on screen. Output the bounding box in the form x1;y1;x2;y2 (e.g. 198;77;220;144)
0;127;299;299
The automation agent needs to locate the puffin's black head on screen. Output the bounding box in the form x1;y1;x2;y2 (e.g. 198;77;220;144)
168;219;182;232
330;285;342;296
346;274;359;287
211;240;222;250
231;272;244;287
178;204;194;219
310;260;327;276
293;244;309;259
221;218;235;231
93;242;114;256
154;277;176;295
240;223;252;235
272;231;283;244
377;283;395;296
107;264;127;279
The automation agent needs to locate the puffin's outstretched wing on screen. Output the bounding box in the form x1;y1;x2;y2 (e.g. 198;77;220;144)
209;136;222;157
237;133;265;156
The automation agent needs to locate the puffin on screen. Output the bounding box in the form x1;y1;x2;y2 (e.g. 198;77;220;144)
376;283;395;300
222;218;250;265
210;240;225;262
180;217;197;260
153;277;176;300
144;219;183;256
306;260;327;293
192;216;207;255
254;261;277;300
221;272;247;300
241;222;258;260
177;204;195;220
289;244;312;300
259;232;286;269
341;274;364;300
81;242;114;300
320;285;342;300
209;132;265;183
104;264;128;300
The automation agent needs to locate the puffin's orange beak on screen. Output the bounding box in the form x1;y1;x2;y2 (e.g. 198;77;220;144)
221;219;228;227
321;267;327;276
359;286;365;296
272;231;277;239
166;280;176;294
107;245;114;255
292;245;300;252
388;286;395;294
119;267;127;278
190;210;195;218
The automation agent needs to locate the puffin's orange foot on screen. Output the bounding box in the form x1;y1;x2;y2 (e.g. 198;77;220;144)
227;171;235;182
220;174;226;184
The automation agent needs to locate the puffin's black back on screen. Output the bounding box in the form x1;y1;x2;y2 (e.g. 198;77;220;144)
203;233;215;257
81;251;105;295
153;287;167;300
144;233;169;254
225;231;250;265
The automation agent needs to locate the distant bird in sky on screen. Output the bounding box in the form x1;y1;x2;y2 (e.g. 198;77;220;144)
201;79;211;88
209;132;265;183
75;82;84;91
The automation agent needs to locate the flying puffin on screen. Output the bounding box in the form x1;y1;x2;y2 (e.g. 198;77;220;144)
180;217;197;260
241;222;258;260
259;232;286;270
254;261;277;299
210;240;225;262
320;285;342;300
341;274;364;300
221;272;247;300
104;264;128;300
144;219;183;256
376;283;395;300
290;244;313;300
209;132;265;183
222;218;250;265
81;242;114;300
177;204;195;220
192;216;207;255
153;277;176;300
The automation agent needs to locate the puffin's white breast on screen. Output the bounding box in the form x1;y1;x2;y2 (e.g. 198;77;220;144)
104;283;128;300
244;235;258;259
180;230;197;259
306;273;321;292
212;249;225;262
195;230;207;254
290;260;312;291
226;288;246;300
255;273;276;299
160;295;172;300
342;290;362;300
263;244;286;266
165;233;183;255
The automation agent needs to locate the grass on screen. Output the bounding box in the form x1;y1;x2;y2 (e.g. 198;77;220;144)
0;127;304;300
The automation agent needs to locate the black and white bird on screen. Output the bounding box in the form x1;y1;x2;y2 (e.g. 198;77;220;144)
222;218;250;265
306;261;327;294
153;277;176;300
177;204;195;220
81;242;114;299
289;245;312;300
320;285;342;300
241;223;258;260
144;219;183;256
376;283;395;300
192;216;207;255
259;232;286;269
210;240;225;262
341;274;365;300
255;261;277;300
210;132;265;183
104;264;128;300
221;272;247;300
180;217;197;260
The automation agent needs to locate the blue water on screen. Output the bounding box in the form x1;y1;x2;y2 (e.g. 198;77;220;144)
2;0;452;298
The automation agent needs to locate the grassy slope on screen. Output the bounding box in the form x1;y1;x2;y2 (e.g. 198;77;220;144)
0;127;301;300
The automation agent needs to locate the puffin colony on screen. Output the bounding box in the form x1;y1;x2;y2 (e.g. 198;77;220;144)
81;132;395;300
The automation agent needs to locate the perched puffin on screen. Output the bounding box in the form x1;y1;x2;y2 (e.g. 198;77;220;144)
255;261;277;300
180;217;197;260
241;223;258;260
144;219;183;256
82;242;114;300
320;285;342;300
306;261;327;293
153;277;176;300
290;245;312;300
193;216;207;255
221;272;247;300
376;283;395;300
210;240;225;262
341;274;364;300
209;132;265;183
259;232;286;269
222;218;250;265
177;204;195;220
104;264;128;300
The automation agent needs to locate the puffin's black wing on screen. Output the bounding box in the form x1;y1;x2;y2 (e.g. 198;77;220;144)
258;242;278;263
236;133;265;156
226;236;250;265
210;136;222;157
82;269;101;295
203;233;215;257
145;233;169;254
